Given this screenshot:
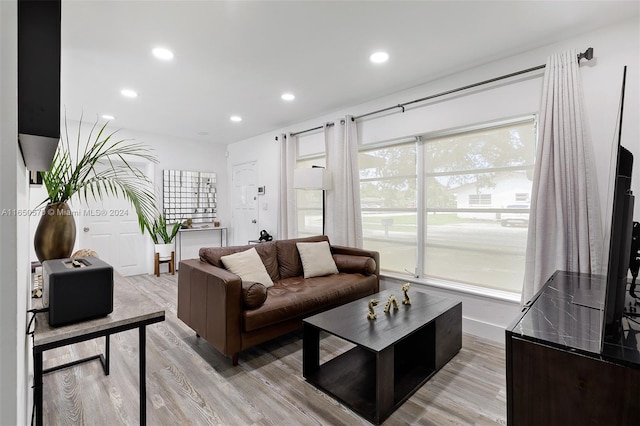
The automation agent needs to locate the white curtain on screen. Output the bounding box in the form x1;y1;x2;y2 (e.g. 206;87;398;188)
325;116;363;247
278;132;298;239
522;49;602;303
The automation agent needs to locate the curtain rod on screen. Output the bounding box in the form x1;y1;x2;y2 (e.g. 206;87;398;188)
284;47;594;139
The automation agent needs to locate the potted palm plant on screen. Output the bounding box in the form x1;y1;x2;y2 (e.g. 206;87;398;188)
143;213;181;260
35;116;158;262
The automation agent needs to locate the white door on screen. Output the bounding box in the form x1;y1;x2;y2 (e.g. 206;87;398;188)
231;161;259;245
76;162;153;276
77;196;149;276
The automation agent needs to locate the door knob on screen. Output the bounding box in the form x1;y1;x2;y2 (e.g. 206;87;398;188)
251;219;257;223
83;227;90;232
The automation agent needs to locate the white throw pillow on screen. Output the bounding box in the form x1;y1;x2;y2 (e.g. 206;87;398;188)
296;241;339;278
221;248;274;288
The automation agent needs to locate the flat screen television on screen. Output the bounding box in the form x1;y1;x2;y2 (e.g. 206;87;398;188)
602;66;633;343
603;145;633;341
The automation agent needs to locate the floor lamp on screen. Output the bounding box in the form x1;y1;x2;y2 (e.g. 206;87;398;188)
293;167;332;235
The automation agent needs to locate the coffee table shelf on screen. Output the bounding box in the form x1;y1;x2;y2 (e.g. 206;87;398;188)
305;346;378;417
303;289;461;424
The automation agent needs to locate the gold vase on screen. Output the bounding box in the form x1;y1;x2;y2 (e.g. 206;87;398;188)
34;202;76;262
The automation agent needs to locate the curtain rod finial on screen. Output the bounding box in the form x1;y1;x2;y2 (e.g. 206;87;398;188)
578;47;594;62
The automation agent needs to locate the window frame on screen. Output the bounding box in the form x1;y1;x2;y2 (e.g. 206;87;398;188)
359;114;537;296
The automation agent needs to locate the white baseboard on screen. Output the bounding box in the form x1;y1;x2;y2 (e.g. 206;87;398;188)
462;317;506;345
381;275;520;346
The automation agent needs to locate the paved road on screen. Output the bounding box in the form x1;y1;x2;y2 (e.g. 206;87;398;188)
363;221;528;293
304;211;528;292
365;221;527;250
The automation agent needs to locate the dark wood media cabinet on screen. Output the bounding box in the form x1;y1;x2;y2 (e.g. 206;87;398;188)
506;271;639;425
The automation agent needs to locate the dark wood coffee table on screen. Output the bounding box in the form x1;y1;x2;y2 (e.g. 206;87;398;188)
303;289;461;425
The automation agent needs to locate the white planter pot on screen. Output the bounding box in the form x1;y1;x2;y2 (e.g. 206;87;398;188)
155;243;174;261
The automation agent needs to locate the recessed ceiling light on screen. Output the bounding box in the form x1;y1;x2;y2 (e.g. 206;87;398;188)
281;93;295;101
101;114;115;120
230;115;242;122
120;88;138;98
369;51;389;64
152;47;174;61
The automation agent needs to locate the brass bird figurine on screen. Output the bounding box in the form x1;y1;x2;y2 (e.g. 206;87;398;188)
384;295;399;313
401;283;411;305
367;299;379;320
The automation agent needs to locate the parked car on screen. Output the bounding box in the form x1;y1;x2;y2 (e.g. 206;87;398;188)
500;204;530;227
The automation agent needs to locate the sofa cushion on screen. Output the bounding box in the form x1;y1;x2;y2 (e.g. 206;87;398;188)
243;273;378;332
221;247;274;288
333;254;376;275
296;241;338;278
200;241;280;282
277;235;329;279
241;281;268;309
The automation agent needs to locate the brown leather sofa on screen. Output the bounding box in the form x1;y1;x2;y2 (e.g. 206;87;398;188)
177;235;379;365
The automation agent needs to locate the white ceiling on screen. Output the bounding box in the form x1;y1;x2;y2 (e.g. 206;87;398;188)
61;1;639;146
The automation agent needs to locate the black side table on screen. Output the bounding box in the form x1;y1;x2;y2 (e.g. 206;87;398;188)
31;274;165;425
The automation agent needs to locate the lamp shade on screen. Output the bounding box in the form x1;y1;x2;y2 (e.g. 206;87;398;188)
293;168;332;190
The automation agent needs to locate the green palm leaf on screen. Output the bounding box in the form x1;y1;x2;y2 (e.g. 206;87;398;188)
39;116;159;232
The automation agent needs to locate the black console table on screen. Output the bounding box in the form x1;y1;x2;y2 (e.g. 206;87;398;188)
506;271;640;425
31;274;165;425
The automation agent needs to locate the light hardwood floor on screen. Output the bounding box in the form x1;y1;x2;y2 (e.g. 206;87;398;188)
40;273;507;425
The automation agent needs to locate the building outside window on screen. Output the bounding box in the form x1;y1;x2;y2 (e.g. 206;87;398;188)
468;194;492;205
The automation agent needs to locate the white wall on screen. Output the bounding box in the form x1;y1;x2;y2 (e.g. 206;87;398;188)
0;1;31;424
380;276;521;344
27;124;228;273
227;17;640;342
142;129;228;263
226;136;281;245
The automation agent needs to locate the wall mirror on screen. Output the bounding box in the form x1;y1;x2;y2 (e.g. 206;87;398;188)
163;169;217;224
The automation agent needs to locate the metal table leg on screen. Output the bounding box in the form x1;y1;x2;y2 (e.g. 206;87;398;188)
139;325;147;425
34;349;43;426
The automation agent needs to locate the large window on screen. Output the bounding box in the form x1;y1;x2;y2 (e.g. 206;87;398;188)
359;142;417;275
296;157;325;237
359;117;536;293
